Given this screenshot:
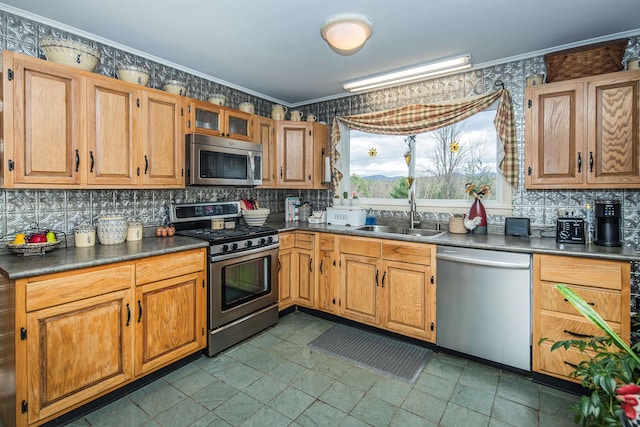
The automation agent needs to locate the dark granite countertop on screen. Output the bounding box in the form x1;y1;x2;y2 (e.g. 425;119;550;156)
2;221;637;281
0;236;209;279
269;221;640;262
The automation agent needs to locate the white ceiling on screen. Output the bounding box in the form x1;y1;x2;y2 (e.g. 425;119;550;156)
1;0;640;106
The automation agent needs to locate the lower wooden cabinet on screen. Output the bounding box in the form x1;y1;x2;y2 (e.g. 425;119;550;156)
278;232;295;311
294;232;316;308
532;254;630;382
13;248;206;426
317;234;339;313
338;236;436;342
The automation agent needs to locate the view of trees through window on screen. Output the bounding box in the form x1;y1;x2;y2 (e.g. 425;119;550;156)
349;110;498;201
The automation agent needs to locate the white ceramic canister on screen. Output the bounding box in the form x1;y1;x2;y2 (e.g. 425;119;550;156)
208;94;226;106
74;223;96;247
211;218;224;230
239;102;254;113
96;214;127;245
126;217;143;241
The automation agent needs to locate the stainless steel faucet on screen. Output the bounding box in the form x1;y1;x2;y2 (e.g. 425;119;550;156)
409;187;419;229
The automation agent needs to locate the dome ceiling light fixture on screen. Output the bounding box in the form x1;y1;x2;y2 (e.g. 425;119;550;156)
321;13;373;56
343;54;473;92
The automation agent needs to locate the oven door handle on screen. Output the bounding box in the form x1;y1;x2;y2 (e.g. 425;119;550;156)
211;244;280;262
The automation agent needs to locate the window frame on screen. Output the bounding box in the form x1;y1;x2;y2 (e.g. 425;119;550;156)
338;113;513;216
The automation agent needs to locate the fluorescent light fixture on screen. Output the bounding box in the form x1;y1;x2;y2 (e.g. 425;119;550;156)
343;54;473;92
321;13;373;56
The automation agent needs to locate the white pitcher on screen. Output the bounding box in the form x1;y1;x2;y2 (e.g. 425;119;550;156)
289;110;303;121
306;114;317;122
271;104;287;120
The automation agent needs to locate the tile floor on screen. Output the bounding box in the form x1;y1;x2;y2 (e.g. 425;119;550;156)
63;311;580;427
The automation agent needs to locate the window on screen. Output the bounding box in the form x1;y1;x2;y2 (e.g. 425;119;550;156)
346;109;511;213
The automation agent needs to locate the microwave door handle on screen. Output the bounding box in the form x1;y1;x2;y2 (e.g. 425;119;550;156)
248;153;255;184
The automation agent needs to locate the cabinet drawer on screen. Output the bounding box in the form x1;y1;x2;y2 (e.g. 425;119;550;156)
26;264;134;312
136;249;205;285
538;255;626;290
538;341;591;381
382;242;432;265
340;237;380;258
279;232;294;250
319;234;335;251
539;312;621;341
540;281;621;322
295;232;315;250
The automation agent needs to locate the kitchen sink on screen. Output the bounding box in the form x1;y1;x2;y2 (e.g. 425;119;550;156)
355;225;444;237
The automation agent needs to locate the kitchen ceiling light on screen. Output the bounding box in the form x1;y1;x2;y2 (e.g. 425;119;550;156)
343;54;473;92
321;14;372;56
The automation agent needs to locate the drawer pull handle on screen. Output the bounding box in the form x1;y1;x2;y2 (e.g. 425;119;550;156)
375;269;379;286
564;329;593;339
126;303;131;326
564;298;595;306
381;271;386;287
564;361;578;369
137;300;143;323
319;260;323;274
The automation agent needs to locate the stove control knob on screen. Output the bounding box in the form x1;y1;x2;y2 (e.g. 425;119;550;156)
221;244;229;252
245;240;253;248
231;243;238;251
267;236;274;243
258;238;266;245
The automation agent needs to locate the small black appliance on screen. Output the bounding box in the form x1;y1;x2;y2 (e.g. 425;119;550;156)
594;200;622;247
556;218;585;244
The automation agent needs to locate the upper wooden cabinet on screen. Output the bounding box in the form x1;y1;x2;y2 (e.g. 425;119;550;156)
274;121;329;189
184;99;252;141
253;115;277;187
3;52;84;187
1;50;184;189
525;70;640;189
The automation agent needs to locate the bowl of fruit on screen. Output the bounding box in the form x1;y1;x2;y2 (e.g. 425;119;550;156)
7;230;60;255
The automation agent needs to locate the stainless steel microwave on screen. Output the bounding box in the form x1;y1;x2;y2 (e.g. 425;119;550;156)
186;134;262;186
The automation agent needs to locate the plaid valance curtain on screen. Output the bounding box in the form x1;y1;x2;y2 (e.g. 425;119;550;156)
330;88;518;189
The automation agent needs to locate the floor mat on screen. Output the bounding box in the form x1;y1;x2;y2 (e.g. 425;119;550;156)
308;324;433;383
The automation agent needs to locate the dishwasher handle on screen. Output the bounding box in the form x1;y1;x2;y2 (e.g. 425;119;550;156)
436;252;530;269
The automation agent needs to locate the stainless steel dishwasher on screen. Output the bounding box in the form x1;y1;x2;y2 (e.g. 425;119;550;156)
436;246;531;371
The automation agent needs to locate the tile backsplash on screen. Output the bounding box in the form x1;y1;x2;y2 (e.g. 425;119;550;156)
1;9;639;323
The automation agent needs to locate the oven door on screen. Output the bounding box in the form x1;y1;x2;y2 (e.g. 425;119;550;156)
209;245;278;328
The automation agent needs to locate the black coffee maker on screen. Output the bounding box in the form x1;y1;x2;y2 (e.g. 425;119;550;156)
594;200;622;247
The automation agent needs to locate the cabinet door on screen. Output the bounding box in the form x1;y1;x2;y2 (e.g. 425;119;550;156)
382;260;433;341
525;82;586;188
587;74;640;186
312;122;330;189
277;122;313;188
340;253;380;326
254;116;277;188
135;271;206;375
225;109;252;141
9;54;83;186
86;77;140;186
140;90;184;186
186;100;223;135
278;248;294;310
295;248;315;307
26;288;134;423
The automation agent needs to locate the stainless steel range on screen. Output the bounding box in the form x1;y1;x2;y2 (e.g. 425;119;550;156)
170;201;279;356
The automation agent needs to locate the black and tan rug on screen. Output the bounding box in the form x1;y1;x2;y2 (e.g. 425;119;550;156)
308;324;433;383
